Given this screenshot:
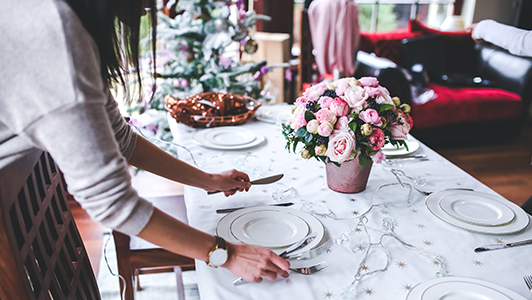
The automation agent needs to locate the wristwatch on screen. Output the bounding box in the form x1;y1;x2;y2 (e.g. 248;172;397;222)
207;236;228;268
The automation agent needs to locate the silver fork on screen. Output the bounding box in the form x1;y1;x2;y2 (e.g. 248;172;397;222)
524;275;532;293
290;261;328;274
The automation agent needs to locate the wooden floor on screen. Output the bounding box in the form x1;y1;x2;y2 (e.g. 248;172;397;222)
73;118;532;277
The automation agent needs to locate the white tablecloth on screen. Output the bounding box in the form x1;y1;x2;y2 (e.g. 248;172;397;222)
169;115;532;300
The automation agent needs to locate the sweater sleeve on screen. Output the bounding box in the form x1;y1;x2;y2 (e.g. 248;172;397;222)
473;19;532;57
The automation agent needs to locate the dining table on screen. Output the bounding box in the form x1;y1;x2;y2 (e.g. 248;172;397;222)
166;105;532;300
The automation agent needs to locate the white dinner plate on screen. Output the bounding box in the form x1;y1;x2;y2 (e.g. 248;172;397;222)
216;206;325;255
193;128;265;150
407;276;526;300
421;281;511;300
382;140;419;156
426;190;530;234
229;210;309;248
203;128;256;146
255;103;292;124
439;193;515;226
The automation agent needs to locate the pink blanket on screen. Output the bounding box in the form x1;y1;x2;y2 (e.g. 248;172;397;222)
308;0;360;78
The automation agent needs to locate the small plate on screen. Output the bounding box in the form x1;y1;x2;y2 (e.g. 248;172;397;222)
229;210;309;248
255;103;292;124
203;128;256;146
421;281;511;300
425;190;530;235
193;128;265;150
216;206;325;255
439;193;515;226
407;277;525;300
382;140;420;156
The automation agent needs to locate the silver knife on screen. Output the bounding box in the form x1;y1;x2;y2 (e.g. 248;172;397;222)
386;154;427;160
474;239;532;252
216;202;294;214
208;174;284;195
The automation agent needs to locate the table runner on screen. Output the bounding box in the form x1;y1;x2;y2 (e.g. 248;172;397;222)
169;116;532;299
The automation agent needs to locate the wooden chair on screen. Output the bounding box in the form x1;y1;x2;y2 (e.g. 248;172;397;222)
0;150;100;300
112;195;195;300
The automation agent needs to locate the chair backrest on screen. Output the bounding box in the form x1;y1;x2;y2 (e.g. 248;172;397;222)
0;150;100;300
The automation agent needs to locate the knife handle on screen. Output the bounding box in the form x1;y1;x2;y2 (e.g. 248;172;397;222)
508;239;532;247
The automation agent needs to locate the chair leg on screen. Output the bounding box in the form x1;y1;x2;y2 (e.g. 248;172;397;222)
174;266;185;300
135;269;142;291
113;231;135;300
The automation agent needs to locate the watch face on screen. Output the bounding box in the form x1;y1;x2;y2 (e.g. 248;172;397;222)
210;248;228;267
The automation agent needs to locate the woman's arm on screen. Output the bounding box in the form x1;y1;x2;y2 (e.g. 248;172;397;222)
128;135;250;196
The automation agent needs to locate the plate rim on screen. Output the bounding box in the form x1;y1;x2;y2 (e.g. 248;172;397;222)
407;276;526;300
382;140;420;156
216;206;325;255
229;210;310;248
193;127;265;150
203;128;257;146
420;280;511;300
438;193;516;227
425;190;530;234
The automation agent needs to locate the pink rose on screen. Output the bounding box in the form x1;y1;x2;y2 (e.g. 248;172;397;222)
369;128;385;151
364;86;380;97
326;131;357;163
375;93;394;106
289;106;306;130
371;151;386;164
358;77;379;87
303;83;327;101
317;122;334;137
333;78;353;96
342;85;368;111
329;97;350;116
358;109;383;127
389;110;412;140
315;144;327;156
315;109;337;124
295;96;309;106
318;96;334;109
335;116;350;131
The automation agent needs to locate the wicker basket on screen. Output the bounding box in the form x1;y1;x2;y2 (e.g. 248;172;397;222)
165;92;261;128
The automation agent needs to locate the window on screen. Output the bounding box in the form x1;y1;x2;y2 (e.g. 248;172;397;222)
355;0;455;32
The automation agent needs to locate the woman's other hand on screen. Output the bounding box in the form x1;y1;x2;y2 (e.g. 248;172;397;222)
466;23;484;43
208;169;251;196
223;242;290;283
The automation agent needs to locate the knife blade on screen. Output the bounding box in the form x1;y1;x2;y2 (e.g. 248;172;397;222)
208;174;284;195
386;154;427;160
474;238;532;252
216;202;294;214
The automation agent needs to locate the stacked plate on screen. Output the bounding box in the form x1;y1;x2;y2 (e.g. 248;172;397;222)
193;127;265;150
382;140;420;157
425;190;530;234
216;206;325;257
407;276;527;300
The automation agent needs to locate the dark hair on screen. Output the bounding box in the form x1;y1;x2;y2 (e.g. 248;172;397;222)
66;0;157;103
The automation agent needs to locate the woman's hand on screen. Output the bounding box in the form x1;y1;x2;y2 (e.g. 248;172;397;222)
466;23;484;43
207;169;251;196
222;242;290;283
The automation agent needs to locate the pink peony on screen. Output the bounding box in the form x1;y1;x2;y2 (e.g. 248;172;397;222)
315;144;327;156
333;78;354;96
315;109;337;124
303;83;328;101
371;151;386;164
364;86;380;97
306;119;319;134
369;128;385;151
359;109;383;127
326;131;357;163
295;96;309;106
318;96;334;109
289;106;306;130
358;77;379;87
317;122;334;137
342;85;368;111
329;97;350;116
389;110;412;140
335;116;350;131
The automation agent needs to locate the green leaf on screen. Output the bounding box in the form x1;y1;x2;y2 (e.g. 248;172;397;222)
295;127;308;138
348;121;358;132
358;154;368;167
304;111;316;123
304;132;315;144
379;104;394;112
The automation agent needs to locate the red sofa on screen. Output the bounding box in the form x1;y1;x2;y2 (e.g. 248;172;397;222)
355;20;532;146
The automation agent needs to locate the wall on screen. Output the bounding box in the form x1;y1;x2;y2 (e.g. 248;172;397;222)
463;0;521;26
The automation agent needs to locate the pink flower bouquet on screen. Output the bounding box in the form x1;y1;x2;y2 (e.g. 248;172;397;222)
282;77;414;166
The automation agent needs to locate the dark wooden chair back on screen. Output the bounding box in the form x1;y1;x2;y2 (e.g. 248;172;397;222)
0;150;100;300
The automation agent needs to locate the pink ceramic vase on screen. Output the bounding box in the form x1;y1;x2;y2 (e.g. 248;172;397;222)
325;158;373;193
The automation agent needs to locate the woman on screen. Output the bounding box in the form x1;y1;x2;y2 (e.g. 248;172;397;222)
0;0;289;284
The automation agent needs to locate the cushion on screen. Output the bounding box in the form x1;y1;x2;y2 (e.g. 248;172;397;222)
360;29;422;62
411;83;522;129
409;20;475;74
